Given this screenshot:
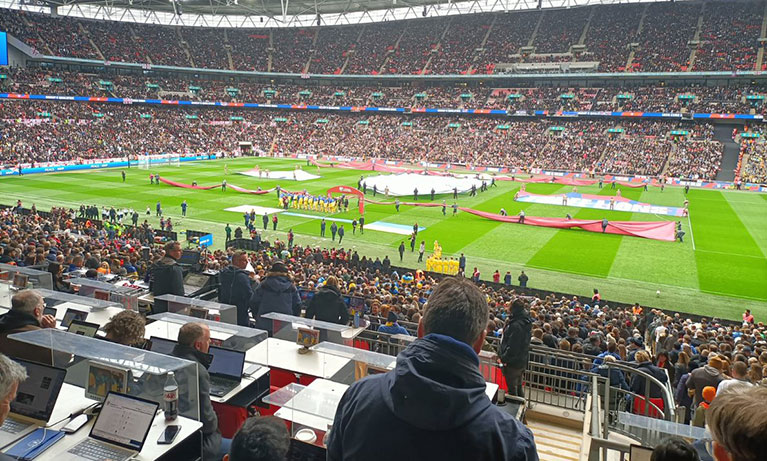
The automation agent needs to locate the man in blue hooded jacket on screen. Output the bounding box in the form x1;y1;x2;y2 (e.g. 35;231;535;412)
327;277;538;461
251;261;301;333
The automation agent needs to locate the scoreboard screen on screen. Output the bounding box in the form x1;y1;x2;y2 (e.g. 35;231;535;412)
0;32;7;66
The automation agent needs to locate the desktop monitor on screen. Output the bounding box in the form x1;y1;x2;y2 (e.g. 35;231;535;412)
61;308;88;329
93;289;111;301
178;250;200;266
348;296;367;313
299;289;316;304
12;273;28;289
85;360;129;402
90;392;158;452
208;346;246;379
189;306;209;320
149;336;177;356
10;359;67;422
67;319;100;338
630;445;654;461
0;271;10;281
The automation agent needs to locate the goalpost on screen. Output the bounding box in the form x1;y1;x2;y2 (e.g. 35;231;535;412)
138;156;150;170
169;154;181;167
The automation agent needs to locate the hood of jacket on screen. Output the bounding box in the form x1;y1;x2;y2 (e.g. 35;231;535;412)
0;309;41;333
172;344;213;369
151;256;178;273
259;275;294;293
381;333;490;431
702;365;722;377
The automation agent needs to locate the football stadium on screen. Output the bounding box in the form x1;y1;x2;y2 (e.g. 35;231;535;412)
1;0;767;459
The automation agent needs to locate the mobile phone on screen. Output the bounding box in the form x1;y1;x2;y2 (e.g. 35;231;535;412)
62;414;90;433
43;306;57;317
157;425;180;444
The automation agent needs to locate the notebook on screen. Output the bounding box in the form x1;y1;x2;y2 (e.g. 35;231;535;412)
58;392;158;461
208;346;245;397
0;360;67;447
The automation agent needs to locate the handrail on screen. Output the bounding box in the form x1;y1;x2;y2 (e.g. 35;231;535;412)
529;344;675;420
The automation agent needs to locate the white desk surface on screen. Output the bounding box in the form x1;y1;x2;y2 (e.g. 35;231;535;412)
273;379;349;432
2;383;202;461
51;301;124;328
245;338;350;379
144;319;233;342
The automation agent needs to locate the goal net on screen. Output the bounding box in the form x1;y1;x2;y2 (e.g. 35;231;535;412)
169;154;181;167
138;156;150;170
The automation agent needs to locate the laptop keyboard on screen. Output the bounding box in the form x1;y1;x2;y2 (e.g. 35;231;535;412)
0;418;30;434
68;439;132;461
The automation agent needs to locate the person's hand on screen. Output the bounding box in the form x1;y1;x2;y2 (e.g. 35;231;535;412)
40;314;57;329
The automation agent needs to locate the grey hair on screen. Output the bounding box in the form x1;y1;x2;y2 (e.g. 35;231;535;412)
422;277;489;346
0;353;28;400
10;290;42;316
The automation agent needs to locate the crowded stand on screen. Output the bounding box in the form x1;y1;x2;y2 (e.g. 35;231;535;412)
270;28;315;73
0;96;727;178
692;1;763;72
382;17;443;75
532;7;589;55
581;4;641;72
3;2;767;461
426;14;491;75
0;1;763;74
630;2;700;72
4;66;767;116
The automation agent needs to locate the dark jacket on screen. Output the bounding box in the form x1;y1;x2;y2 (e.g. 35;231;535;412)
218;266;255;326
327;334;538;461
0;310;53;365
630;362;668;399
305;285;349;325
499;311;533;369
251;274;302;332
172;344;221;461
150;256;184;313
686;365;723;407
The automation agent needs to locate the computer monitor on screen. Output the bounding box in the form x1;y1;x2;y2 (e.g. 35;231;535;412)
61;308;88;329
90;392;158;451
189;306;209;320
148;336;177;356
68;319;100;338
299;289;315;304
12;273;28;289
85;361;129;402
208;346;246;379
183;273;208;289
0;271;10;281
348;296;367;313
93;290;111;301
178;250;200;266
10;359;67;422
630;445;654;461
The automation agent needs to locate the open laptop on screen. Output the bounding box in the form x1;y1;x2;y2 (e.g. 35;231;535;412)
85;361;129;402
630;444;654;461
208;346;246;397
59;391;158;461
0;359;67;447
67;319;100;338
61;307;88;329
149;336;177;355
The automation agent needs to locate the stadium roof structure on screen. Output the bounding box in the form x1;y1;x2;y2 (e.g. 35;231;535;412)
3;0;674;28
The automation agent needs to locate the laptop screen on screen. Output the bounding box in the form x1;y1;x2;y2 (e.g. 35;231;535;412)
630;445;654;461
68;319;100;338
85;361;128;402
149;336;177;356
61;308;88;329
208;346;245;379
10;360;67;422
90;392;158;451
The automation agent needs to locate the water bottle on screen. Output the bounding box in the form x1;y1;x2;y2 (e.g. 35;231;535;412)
353;311;360;328
163;372;179;421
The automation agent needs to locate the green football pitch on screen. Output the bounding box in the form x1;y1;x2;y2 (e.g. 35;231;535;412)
2;157;766;321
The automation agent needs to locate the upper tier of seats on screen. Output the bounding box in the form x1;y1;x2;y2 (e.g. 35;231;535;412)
1;1;765;74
